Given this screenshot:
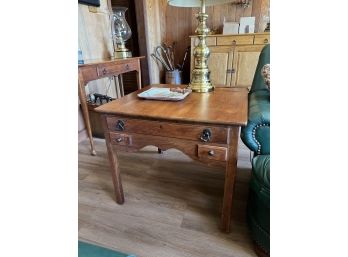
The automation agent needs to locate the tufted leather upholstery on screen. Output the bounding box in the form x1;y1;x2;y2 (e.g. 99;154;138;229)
240;44;270;256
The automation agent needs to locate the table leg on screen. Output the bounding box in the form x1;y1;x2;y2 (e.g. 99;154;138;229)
221;127;239;232
113;76;121;99
104;133;124;204
136;60;142;89
78;80;96;156
119;74;125;97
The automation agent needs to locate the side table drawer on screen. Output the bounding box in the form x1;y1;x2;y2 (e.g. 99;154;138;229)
106;116;228;144
109;132;132;146
197;144;227;162
97;62;137;77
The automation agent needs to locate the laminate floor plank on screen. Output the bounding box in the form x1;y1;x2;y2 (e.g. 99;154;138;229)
79;138;256;257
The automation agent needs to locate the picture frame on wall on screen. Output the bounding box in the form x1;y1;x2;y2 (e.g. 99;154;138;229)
239;17;255;34
78;0;100;7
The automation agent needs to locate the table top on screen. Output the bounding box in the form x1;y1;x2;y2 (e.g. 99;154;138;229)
78;56;145;67
95;84;248;126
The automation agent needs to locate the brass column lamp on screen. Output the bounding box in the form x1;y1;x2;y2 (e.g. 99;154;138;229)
168;0;234;93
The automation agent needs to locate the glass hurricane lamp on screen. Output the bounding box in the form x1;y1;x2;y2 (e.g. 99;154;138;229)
111;7;132;59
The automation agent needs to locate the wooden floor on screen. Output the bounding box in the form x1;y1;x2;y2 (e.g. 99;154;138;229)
79;138;257;257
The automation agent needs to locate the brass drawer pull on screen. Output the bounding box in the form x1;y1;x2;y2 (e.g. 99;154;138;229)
232;40;236;45
200;128;212;142
208;150;215;156
264;38;269;43
115;138;122;143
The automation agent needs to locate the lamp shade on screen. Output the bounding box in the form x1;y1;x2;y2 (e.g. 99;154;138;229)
168;0;233;7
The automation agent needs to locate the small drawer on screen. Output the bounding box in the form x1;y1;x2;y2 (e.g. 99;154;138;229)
109;132;132;146
97;62;137;77
197;144;227;162
217;35;254;46
106;116;229;144
79;66;99;83
254;34;270;45
193;37;216;47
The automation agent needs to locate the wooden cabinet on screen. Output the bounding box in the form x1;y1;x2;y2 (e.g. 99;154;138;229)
231;45;265;88
208;46;234;86
190;33;269;88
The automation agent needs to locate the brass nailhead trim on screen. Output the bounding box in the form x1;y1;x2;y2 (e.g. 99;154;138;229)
252;123;269;154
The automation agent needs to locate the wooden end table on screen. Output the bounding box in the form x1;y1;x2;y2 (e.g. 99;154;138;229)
95;84;248;232
78;57;144;155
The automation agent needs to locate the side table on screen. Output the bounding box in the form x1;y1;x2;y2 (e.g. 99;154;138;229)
78;57;144;155
95;84;248;232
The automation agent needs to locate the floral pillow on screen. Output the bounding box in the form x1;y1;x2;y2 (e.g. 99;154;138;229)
261;64;270;90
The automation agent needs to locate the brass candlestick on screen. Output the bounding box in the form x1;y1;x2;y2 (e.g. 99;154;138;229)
189;0;213;93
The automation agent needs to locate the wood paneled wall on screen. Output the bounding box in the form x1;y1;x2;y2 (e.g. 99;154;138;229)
78;0;118;98
144;0;269;84
78;0;117;139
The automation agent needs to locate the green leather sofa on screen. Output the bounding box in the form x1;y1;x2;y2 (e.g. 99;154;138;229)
240;44;270;256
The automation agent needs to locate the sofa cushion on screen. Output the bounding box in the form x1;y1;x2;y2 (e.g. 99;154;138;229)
252;155;270;189
248;155;270;254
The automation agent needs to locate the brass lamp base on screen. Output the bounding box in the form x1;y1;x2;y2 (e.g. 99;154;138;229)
189;69;214;92
114;49;132;59
189;82;214;93
189;3;214;93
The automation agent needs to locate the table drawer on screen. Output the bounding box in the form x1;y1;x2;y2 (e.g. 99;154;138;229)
106;116;228;144
254;34;270;45
197;144;227;162
217;35;254;46
109;132;132;146
97;62;137;77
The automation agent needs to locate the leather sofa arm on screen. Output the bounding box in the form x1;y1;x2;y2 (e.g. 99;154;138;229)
241;90;270;155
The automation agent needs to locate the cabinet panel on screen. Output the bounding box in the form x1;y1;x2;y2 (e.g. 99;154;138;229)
231;45;264;88
254;34;270;45
193;37;217;47
217;35;254;46
189;33;270;88
208;46;233;86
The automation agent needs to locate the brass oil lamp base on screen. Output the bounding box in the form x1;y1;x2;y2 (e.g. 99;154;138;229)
114;49;132;59
114;43;132;59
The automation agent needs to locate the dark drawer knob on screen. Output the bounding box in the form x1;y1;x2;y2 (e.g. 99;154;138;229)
208;150;215;156
125;64;129;70
200;128;212;142
102;68;107;75
116;120;125;131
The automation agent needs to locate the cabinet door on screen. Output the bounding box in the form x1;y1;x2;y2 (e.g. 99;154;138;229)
231;45;265;88
207;46;234;87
